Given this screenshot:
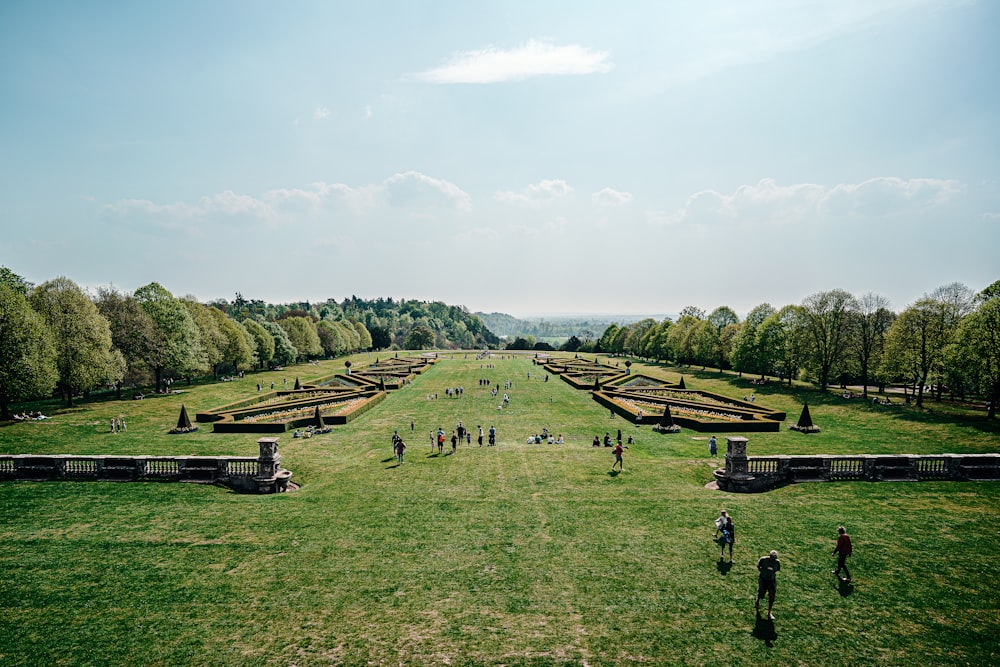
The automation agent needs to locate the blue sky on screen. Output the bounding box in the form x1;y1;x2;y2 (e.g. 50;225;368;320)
1;0;997;317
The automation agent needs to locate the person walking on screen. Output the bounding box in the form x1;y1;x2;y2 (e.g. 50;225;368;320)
394;438;406;464
612;441;628;471
451;430;458;453
477;425;484;447
714;510;729;538
756;550;781;620
709;435;718;457
832;526;853;582
720;516;735;561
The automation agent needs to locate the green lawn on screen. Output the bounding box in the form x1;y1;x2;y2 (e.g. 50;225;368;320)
2;354;998;666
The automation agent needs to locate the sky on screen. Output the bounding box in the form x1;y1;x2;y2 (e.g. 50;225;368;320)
1;0;998;318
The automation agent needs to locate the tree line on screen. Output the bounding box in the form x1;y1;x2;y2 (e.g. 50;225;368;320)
587;282;1000;417
0;270;506;418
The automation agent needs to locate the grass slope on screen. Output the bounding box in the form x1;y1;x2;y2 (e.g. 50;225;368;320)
1;354;998;666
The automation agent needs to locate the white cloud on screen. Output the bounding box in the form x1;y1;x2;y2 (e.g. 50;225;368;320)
651;177;962;227
104;171;471;229
412;40;612;84
982;212;1000;221
384;171;472;212
592;187;633;207
365;105;373;119
496;179;573;207
313;107;331;120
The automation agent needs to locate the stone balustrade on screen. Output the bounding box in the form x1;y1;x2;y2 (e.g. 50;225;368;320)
714;436;1000;493
0;438;292;494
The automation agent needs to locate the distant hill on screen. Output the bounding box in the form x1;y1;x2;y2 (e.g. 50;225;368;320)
475;312;668;340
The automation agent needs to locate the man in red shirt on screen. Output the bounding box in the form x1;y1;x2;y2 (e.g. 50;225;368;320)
832;525;853;582
612;442;628;471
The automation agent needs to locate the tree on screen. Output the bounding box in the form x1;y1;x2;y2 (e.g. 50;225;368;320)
183;300;224;378
708;306;739;330
679;305;706;320
690;319;719;368
757;306;808;385
369;324;391;350
850;293;895;398
29;277;124;407
731;303;775;377
953;290;1000;417
134;282;203;389
560;335;583;352
0;283;58;419
406;324;436;350
882;298;946;407
351;320;373;350
0;266;31;295
716;322;741;371
279;316;322;360
263;322;298;366
216;314;255;374
929;282;975;400
95;286;156;399
800;290;855;390
243;319;275;369
597;324;620;353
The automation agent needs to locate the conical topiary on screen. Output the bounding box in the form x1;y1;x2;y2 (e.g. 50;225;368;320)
659;405;675;427
593;376;601;391
294;377;302;390
313;406;325;428
797;403;814;428
176;404;192;430
678;377;686;389
790;402;820;433
653;405;680;433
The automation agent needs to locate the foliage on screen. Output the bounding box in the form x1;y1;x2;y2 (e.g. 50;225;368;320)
952;294;1000;417
95;286;156;396
800;289;855;390
29;277;124;407
0;283;58;418
278;316;323;360
242;318;275;369
134;282;203;388
405;324;436;350
263;321;298;366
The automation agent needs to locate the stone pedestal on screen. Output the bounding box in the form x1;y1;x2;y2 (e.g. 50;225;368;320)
257;437;281;478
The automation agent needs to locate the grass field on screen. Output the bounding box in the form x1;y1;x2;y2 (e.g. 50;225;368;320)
2;353;999;666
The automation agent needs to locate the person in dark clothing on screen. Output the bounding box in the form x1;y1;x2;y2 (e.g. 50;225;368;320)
756;550;781;620
832;526;853;582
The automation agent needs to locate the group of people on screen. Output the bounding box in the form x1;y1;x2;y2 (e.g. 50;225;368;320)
712;510;854;621
525;429;564;444
12;411;48;421
426;424;498;455
109;417;126;433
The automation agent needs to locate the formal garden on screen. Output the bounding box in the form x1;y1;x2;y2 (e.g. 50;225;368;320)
1;351;998;666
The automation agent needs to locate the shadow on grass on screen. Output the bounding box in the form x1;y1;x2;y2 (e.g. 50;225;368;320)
752;614;778;647
427;453;440;458
386;463;401;469
608;470;622;477
837;578;855;597
716;558;733;576
381;457;394;463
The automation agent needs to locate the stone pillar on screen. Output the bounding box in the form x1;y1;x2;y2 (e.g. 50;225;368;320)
725;437;749;476
257;438;280;478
